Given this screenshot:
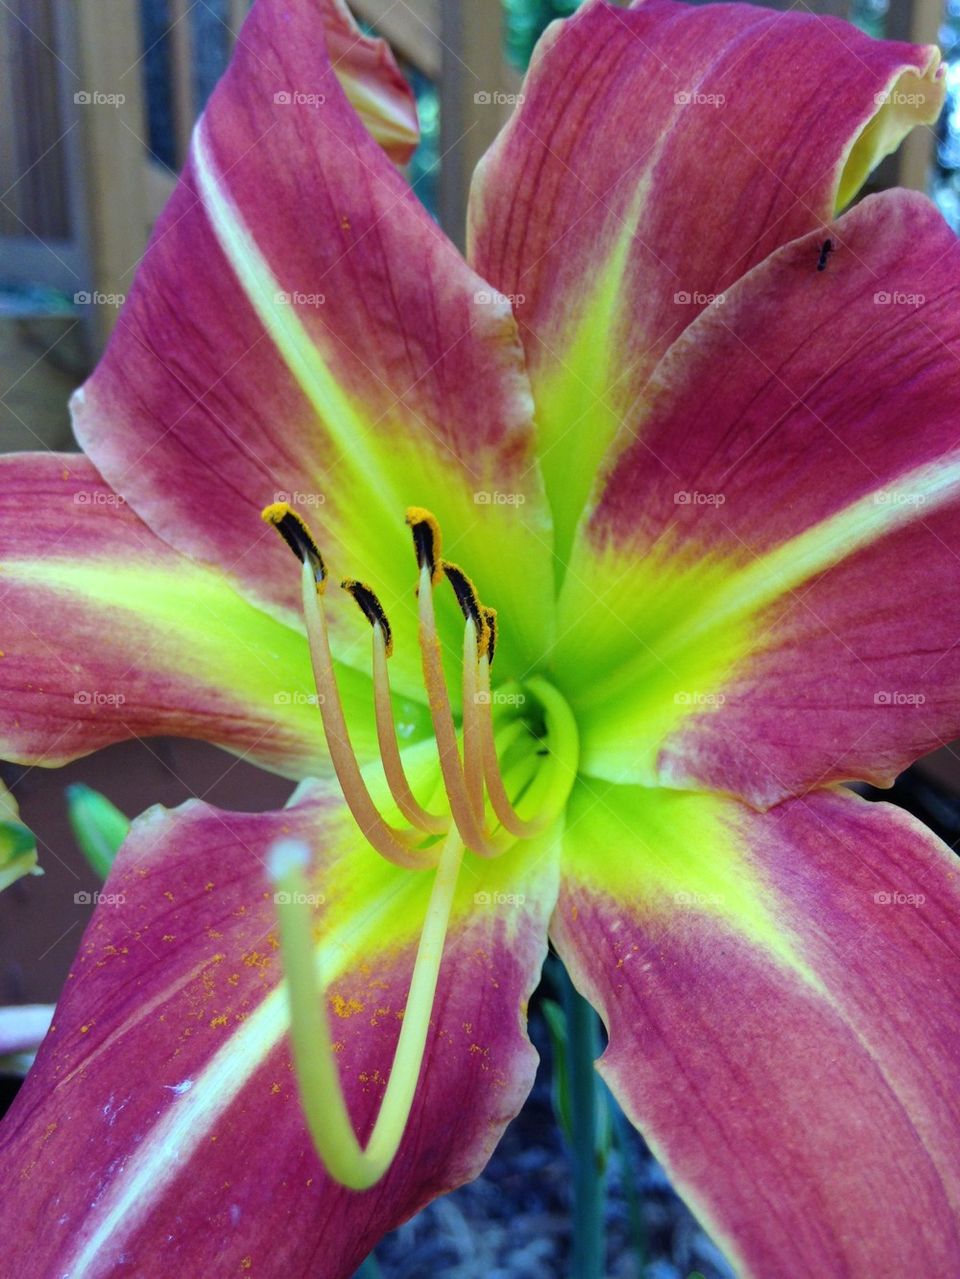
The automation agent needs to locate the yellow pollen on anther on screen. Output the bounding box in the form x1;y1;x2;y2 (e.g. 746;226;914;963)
481;606;498;665
261;502;326;589
341;578;394;657
442;561;489;657
405;506;443;587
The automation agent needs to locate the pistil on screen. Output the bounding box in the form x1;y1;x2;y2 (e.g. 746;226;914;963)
268;828;464;1190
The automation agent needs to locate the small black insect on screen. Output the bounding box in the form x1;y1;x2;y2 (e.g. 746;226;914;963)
816;238;834;272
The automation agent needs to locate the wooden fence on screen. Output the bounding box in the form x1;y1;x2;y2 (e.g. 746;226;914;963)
0;0;944;351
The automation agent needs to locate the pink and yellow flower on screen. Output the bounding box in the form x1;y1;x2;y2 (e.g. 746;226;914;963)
1;1;959;1275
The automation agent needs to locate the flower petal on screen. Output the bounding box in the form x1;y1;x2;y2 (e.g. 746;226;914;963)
552;191;960;805
0;1004;53;1058
322;0;419;163
551;778;960;1277
0;786;557;1277
73;0;552;693
0;453;420;775
469;0;943;563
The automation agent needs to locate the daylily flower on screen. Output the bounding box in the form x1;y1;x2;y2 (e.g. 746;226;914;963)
1;0;959;1274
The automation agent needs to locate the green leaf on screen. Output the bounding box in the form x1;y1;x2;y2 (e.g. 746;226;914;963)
542;996;573;1144
66;784;130;880
0;780;40;893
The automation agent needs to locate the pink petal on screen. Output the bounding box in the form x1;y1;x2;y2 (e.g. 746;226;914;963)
470;0;943;562
552;779;960;1276
553;191;960;805
321;0;419;163
0;452;411;774
0;786;557;1276
74;0;551;692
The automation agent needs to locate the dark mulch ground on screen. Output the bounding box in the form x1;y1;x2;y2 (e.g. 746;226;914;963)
367;1001;734;1279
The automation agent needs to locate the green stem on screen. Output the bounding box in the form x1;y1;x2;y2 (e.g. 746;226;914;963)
606;1083;648;1270
558;963;606;1279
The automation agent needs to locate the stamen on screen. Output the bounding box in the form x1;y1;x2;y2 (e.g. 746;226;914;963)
263;504;434;870
414;557;508;858
442;561;488;657
476;661;579;838
269;828;464;1190
341;578;394;657
262;502;326;586
482;607;497;665
342;578;447;835
405;507;443;587
264;501;583;1197
440;562;488;820
460;617;485;819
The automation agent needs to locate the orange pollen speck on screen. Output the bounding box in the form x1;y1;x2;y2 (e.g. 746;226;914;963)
330;994;364;1019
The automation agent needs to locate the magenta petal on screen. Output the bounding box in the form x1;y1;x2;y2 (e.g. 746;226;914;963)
469;0;942;559
554;191;960;804
0;787;557;1277
321;0;419;162
73;0;551;689
0;452;357;775
552;780;960;1276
